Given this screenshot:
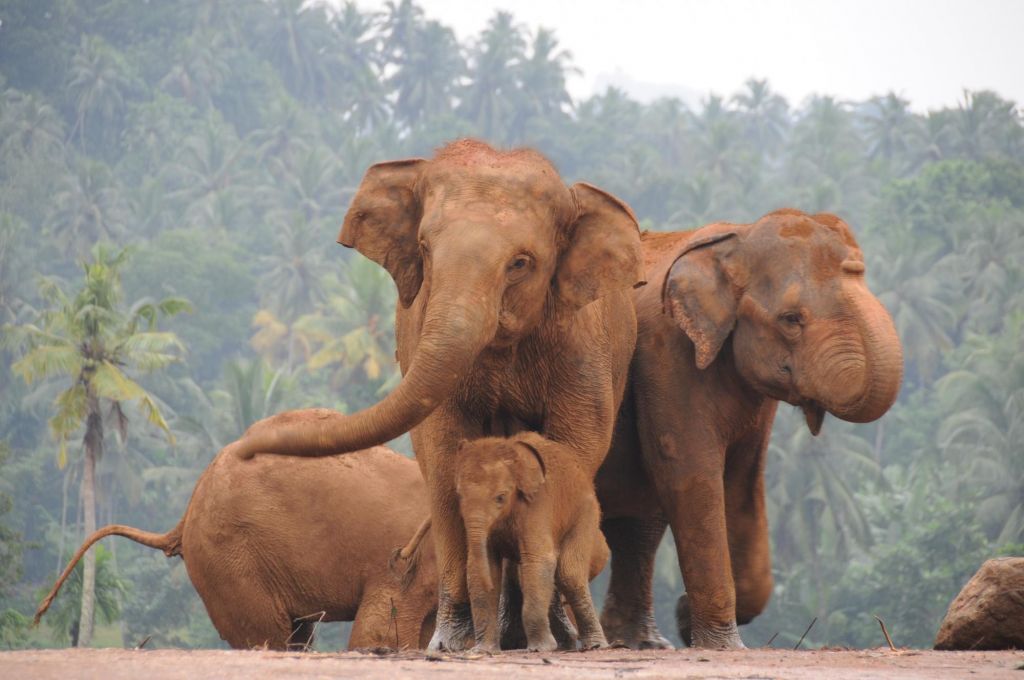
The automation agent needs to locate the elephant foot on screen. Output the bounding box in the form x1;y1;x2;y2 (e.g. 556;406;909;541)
428;601;475;652
578;632;609;651
678;593;745;650
527;632;558;653
602;603;672;650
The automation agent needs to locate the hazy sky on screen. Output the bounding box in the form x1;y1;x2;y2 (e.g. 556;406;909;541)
359;0;1024;111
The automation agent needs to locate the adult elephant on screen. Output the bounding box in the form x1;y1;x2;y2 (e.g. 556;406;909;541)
36;440;438;650
596;209;903;649
228;139;645;651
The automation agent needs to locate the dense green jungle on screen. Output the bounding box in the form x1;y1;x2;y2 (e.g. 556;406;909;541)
0;0;1021;652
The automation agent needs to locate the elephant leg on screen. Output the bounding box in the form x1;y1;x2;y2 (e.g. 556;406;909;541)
501;562;578;650
651;456;744;650
288;619;318;651
599;516;672;649
556;527;607;650
350;586;427;650
427;501;474;651
519;555;558;652
724;438;773;627
212;595;292;650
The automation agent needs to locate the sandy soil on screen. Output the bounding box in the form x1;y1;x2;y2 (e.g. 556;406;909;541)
2;647;1023;680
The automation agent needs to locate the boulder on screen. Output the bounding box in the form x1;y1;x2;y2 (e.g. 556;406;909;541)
934;557;1024;650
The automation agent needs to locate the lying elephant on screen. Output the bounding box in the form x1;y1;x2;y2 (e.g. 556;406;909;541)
35;438;437;650
597;209;903;649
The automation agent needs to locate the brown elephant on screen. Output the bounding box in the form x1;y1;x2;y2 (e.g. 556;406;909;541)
226;139;644;651
455;433;609;652
596;209;903;649
35;437;437;650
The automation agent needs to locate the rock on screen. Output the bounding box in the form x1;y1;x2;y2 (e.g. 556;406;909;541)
934;557;1024;650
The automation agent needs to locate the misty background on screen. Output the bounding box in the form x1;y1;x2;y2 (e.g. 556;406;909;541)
0;0;1021;650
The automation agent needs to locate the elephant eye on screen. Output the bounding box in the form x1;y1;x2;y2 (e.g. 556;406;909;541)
780;311;803;326
506;255;532;282
495;493;507;505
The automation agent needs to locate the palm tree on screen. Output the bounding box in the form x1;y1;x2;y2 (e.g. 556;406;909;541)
47;159;130;258
5;245;188;646
380;0;426;63
512;27;578;137
731;78;789;157
255;0;339;104
0;89;66;164
460;11;527;140
389;20;464;128
860;92;920;168
952;90;1023;161
332;2;389;130
937;317;1024;543
65;35;135;151
292;255;399;400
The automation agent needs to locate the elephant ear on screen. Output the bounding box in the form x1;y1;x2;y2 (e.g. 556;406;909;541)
663;231;739;370
511;434;547;503
556;183;646;309
338;158;426;307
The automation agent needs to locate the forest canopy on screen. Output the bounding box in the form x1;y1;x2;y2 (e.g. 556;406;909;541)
0;0;1021;650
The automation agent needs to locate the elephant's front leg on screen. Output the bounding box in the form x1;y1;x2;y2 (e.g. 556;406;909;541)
418;414;482;653
724;436;774;628
651;447;744;649
518;550;558;652
425;476;477;652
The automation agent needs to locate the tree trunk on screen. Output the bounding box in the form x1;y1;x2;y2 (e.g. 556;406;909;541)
76;404;103;647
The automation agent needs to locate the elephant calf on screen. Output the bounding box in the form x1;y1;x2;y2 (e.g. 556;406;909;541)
36;437;437;650
455;433;609;652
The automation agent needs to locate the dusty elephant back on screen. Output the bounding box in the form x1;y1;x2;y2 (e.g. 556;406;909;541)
181;446;430;641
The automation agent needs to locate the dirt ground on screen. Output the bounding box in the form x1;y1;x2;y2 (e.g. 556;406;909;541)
2;647;1022;680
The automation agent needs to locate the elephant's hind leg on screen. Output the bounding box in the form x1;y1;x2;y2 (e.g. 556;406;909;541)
207;592;293;650
599;516;672;649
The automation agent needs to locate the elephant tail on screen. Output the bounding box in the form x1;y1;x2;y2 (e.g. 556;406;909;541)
389;516;431;591
33;518;185;626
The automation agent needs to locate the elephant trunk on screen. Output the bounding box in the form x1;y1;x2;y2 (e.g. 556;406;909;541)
232;276;500;458
815;281;904;424
466;524;494;595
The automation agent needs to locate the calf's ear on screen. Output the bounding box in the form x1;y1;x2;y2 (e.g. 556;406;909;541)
510;434;547;503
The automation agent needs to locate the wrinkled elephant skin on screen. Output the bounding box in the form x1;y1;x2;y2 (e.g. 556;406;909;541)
36;437;437;651
596;209;903;649
227;139;645;651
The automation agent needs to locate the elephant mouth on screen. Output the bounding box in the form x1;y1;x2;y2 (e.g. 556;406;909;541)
801;400;826;436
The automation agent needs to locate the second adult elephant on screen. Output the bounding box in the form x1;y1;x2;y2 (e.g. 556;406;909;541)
228;139;644;651
596;209;903;649
36;438;437;650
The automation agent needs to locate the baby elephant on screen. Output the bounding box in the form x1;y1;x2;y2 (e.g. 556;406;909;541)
455;433;609;652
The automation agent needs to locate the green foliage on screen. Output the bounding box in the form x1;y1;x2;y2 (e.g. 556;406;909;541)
0;0;1021;651
35;544;126;645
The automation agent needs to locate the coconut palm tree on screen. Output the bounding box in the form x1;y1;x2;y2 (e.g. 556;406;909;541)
731;78;789;157
47;159;130;259
65;35;135;151
937;317;1024;543
460;11;526;140
5;245;188;646
389;20;464;128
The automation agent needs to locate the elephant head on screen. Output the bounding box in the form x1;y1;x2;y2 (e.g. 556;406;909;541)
240;140;643;455
455;434;547;594
662;209;903;434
